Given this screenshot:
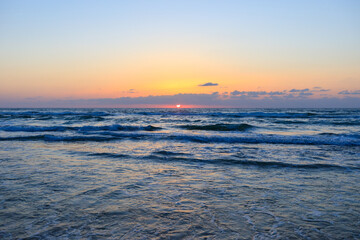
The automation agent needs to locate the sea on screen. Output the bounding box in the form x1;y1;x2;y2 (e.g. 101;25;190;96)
0;108;359;239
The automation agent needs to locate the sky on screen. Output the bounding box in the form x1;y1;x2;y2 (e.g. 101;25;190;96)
0;0;359;107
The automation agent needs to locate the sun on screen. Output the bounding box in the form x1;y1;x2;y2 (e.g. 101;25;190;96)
176;104;181;108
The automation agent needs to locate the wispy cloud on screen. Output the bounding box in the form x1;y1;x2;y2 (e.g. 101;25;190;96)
198;82;218;87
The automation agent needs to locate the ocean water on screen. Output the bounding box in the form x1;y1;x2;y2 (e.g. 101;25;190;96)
0;108;359;239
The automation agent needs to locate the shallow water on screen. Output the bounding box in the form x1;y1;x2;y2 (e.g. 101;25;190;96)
1;108;359;239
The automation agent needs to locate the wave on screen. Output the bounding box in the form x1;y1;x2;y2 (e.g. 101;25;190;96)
86;152;130;158
272;120;309;124
77;124;161;132
0;135;116;142
135;111;360;119
0;110;110;117
274;119;360;126
67;149;359;170
178;123;254;131
0;124;161;132
227;112;319;118
223;159;359;170
153;150;189;156
144;154;359;170
318;133;360;139
168;134;360;146
331;121;360;126
66;115;106;121
0;126;68;132
2;110;359;122
1;131;360;146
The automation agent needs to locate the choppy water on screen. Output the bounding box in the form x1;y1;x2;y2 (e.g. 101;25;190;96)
0;108;359;239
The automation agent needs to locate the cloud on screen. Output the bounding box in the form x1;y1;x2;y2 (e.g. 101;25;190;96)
268;91;286;96
2;93;360;108
2;87;360;108
338;90;360;95
230;90;285;97
299;92;313;97
289;88;310;93
232;91;266;97
226;88;325;99
312;87;330;92
198;82;218;87
230;90;241;96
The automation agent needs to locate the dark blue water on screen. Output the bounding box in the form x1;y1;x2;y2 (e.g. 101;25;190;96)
1;108;359;239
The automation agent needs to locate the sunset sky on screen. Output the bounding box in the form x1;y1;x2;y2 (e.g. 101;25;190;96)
1;0;359;107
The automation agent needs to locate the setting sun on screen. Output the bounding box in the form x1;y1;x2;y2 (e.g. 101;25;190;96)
176;104;181;108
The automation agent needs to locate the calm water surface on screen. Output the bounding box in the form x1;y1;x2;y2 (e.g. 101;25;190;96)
0;108;359;239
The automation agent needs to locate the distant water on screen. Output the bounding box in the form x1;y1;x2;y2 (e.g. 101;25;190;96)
0;108;359;239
